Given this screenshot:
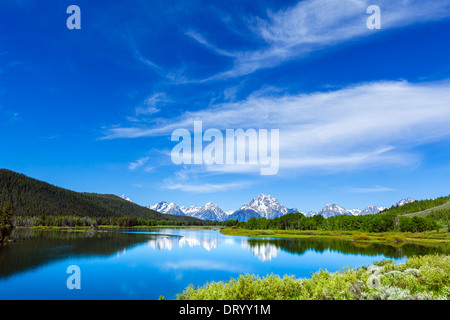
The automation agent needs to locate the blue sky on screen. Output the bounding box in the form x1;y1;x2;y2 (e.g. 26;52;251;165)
1;0;450;212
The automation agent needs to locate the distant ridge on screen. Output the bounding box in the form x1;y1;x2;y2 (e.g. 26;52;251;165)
395;198;416;207
0;169;199;222
149;195;421;222
306;203;388;218
149;201;231;221
149;194;296;222
228;194;298;221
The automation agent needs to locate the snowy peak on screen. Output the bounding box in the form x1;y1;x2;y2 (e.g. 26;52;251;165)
395;198;416;207
149;201;227;221
237;194;298;219
149;194;298;222
195;202;227;221
149;195;407;222
304;211;317;217
149;201;185;216
359;205;387;215
318;204;350;218
348;209;362;216
313;204;387;218
120;194;132;202
179;205;201;216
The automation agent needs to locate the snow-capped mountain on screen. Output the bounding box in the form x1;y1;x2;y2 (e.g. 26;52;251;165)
149;201;185;216
317;204;351;218
348;209;362;216
193;202;227;221
359;205;387;215
304;211;317;217
179;205;201;217
395;198;416;207
227;209;262;222
149;195;407;222
120;194;132;202
149;194;297;222
308;204;387;218
228;194;298;221
149;201;230;221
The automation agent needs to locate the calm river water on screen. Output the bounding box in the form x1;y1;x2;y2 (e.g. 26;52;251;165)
0;228;447;299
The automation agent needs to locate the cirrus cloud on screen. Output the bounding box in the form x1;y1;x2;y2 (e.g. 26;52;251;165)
187;0;450;80
104;80;450;174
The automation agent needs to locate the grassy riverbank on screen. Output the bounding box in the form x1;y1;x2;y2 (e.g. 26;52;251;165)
14;225;223;232
177;254;450;300
220;227;450;244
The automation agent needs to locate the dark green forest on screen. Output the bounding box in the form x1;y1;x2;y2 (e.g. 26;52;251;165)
0;169;203;226
0;202;14;243
12;214;219;228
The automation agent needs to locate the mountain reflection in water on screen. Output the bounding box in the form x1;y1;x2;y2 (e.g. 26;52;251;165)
242;237;449;262
0;228;448;300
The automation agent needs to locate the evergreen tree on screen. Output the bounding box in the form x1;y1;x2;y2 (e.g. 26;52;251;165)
0;202;14;244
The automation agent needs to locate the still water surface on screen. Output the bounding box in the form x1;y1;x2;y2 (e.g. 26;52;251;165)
0;228;447;299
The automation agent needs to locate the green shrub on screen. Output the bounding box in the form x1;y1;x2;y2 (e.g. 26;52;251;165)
373;259;394;267
382;234;406;242
352;233;370;241
177;254;450;300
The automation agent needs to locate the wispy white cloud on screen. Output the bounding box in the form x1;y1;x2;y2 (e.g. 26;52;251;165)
189;0;450;79
344;186;395;193
129;156;150;171
104;80;450;174
143;166;155;173
134;93;168;116
130;39;161;71
164;181;250;193
163;168;252;193
185;29;235;57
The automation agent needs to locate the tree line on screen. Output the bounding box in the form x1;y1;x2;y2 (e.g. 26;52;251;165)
226;211;441;233
13;214;220;228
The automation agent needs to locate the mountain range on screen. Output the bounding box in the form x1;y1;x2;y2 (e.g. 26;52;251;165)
150;201;232;221
149;194;416;222
304;203;388;218
0;168;422;223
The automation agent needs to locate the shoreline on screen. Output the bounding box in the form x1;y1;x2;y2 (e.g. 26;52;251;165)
12;225;450;245
220;227;450;245
13;225;224;232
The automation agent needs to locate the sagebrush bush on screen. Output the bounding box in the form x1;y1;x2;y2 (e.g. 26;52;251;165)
176;255;450;300
373;259;394;267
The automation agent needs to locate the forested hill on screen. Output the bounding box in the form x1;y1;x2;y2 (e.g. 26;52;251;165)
0;169;199;222
382;195;450;217
230;195;450;233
